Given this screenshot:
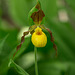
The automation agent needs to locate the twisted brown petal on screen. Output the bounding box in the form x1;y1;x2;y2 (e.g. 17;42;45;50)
31;9;45;24
13;31;29;57
46;28;57;56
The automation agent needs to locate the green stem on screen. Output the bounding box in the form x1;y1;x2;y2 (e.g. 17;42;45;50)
34;46;38;75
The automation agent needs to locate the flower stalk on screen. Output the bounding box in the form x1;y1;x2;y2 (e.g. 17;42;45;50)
34;46;38;75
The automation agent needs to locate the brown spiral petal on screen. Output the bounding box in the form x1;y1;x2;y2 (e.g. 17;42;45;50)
13;31;29;57
46;28;57;56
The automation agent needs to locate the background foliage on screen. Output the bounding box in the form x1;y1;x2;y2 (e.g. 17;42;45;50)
0;0;75;75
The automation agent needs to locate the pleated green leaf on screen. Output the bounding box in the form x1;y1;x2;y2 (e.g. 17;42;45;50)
9;59;29;75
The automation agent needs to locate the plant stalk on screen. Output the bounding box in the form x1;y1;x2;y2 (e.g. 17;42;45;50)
34;46;38;75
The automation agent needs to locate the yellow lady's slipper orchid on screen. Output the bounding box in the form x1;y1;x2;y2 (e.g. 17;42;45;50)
31;27;47;47
13;1;57;58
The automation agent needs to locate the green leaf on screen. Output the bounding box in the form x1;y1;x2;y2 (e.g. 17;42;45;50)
28;1;45;25
9;59;29;75
0;35;8;54
0;35;9;74
40;0;57;19
0;29;19;75
28;6;38;25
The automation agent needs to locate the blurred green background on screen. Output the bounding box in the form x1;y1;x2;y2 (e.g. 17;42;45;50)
0;0;75;75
